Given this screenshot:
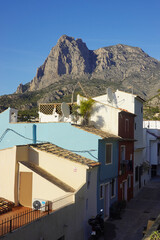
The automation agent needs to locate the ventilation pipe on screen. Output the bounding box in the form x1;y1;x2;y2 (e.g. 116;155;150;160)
33;124;37;144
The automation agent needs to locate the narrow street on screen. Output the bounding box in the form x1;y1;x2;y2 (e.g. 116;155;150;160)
104;177;160;240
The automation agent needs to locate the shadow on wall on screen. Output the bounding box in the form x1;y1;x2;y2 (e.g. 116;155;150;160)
16;145;39;166
95;115;105;128
90;104;106;128
29;147;39;165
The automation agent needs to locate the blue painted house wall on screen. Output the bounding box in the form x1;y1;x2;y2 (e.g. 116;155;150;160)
0;108;99;161
97;139;119;213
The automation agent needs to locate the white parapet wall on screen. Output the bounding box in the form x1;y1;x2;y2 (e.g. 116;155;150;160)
143;121;160;130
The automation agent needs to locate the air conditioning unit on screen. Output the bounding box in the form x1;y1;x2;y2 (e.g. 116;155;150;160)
33;199;46;211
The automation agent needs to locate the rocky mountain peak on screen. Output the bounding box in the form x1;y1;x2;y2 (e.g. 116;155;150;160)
57;35;74;46
56;35;88;51
16;35;160;98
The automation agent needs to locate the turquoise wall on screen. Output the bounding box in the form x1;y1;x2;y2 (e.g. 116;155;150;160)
0;109;99;161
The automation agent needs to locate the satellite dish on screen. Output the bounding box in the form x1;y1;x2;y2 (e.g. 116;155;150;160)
33;200;41;210
107;88;113;103
61;102;70;118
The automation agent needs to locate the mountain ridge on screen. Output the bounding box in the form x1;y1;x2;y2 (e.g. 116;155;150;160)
15;35;160;98
1;35;160;120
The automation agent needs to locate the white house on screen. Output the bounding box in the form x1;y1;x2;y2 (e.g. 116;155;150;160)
38;103;72;123
143;121;160;177
77;94;122;136
92;89;147;196
9;108;18;123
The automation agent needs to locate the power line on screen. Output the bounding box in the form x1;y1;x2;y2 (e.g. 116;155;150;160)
0;128;44;144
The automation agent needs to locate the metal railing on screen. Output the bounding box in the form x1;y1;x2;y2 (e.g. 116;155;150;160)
0;193;75;238
0;205;49;238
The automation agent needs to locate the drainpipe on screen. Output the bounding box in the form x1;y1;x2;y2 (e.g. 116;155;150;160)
33;124;37;144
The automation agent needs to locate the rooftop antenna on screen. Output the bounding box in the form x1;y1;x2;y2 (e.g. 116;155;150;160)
128;86;134;94
107;87;114;103
71;81;89;103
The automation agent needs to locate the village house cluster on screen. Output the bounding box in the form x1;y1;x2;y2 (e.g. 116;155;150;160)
0;89;160;240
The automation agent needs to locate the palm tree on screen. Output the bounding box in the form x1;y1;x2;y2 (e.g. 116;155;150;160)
79;98;94;125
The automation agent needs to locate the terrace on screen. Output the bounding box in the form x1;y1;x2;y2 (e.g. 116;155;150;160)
0;193;74;238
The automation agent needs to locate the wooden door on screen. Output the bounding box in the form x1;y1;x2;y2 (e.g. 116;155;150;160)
19;172;32;207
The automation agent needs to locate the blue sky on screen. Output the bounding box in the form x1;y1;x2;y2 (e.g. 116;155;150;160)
0;0;160;96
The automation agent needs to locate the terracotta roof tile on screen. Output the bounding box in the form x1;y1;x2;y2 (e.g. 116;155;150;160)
72;125;121;139
29;143;100;168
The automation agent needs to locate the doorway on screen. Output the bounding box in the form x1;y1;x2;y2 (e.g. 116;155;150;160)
19;172;32;207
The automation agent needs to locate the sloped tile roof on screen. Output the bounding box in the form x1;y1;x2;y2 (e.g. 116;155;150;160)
20;161;75;192
72;125;121;139
29;143;100;168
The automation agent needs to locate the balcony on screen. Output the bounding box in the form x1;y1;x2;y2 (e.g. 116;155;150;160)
120;160;133;175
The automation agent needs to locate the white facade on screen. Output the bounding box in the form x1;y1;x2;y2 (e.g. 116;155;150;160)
77;94;121;135
143;121;160;130
9;108;18;123
143;121;160;177
90;101;120;135
93;90;144;146
93;89;147;196
39;111;72;123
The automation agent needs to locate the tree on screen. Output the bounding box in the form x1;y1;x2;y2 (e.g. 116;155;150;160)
79;98;94;125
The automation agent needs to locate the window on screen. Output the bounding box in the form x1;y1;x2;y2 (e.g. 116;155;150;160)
100;185;104;199
111;178;116;198
106;143;112;164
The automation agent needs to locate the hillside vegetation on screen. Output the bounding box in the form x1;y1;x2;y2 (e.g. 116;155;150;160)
0;80;159;121
1;35;160;121
143;90;160;120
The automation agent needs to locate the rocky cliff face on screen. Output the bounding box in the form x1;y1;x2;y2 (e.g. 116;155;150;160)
28;35;95;91
16;35;160;97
